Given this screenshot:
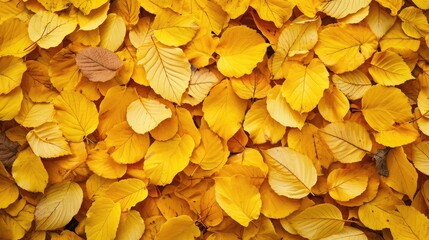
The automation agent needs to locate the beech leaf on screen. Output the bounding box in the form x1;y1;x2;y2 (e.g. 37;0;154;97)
76;47;123;82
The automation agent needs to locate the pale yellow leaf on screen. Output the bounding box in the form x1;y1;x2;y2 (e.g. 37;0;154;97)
28;11;77;49
365;2;396;39
319;226;368;240
202;80;247;140
12;148;48;193
182;68;220;106
35;182;83;230
70;0;108;15
105;178;148;211
215;176;261;227
15;98;55;128
76;2;109;31
0;18;35;57
412;141;429;175
26;122;71;158
214;0;250;19
137;37;191;103
116;210;145;240
380;21;420;52
398;6;429;38
289;203;344;240
0;87;23;121
99;13;126;52
250;0;294;27
85;197;121;240
144;134;194;185
319;121;372;163
262;147;317;199
318;0;371;19
126;98;172;135
332;70;372;100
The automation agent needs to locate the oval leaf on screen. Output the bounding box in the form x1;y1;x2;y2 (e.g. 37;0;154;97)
368;50;413;86
105;178;148;211
26;122;71;158
12;148;48;193
85;197;121;240
35;182;83;230
76;47;123;82
157;215;201;240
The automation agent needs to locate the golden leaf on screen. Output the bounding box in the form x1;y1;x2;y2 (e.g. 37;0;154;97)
26;122;71;158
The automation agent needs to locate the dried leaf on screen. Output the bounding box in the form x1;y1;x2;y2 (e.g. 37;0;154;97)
76;47;123;82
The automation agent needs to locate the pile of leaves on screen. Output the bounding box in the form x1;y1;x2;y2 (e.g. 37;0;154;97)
1;0;429;239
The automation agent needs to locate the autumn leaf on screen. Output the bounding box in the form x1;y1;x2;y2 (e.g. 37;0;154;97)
76;47;123;82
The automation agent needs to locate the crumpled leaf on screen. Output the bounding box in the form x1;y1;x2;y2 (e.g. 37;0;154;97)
76;47;123;82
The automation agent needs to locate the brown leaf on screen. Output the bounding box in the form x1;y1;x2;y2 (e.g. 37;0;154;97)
76;47;123;82
0;132;19;169
373;147;390;177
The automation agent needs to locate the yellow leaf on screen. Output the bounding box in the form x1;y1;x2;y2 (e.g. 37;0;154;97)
412;141;429;175
87;142;127;179
111;0;140;27
26;122;71;158
76;2;109;31
152;9;198;47
116;210;145;240
229;147;269;175
242;216;279;240
0;56;26;95
243;100;286;144
0;87;23;121
230;63;271;100
295;0;321;18
28;11;76;49
70;0;108;15
191;122;228;170
375;0;402;15
105;121;149;164
105;178;148;211
126;97;172;135
15;98;55;128
337;5;369;24
0;175;19;209
35;182;83;230
315;23;377;73
184;31;219;68
176;107;201;146
48;48;82;92
250;0;294;27
365;2;396;39
182;68;220;106
319;121;372;163
380;21;420;52
362;85;413;131
98;86;139;137
0;0;28;25
412;0;429;9
331;70;372;100
398;6;429;38
216;25;268;78
262;147;317;199
187;0;228;35
289;203;344;240
385;147;417;199
389;205;429;240
99;13;126;52
327;168;369;202
0;18;35;57
144;134;194;185
86;174;116;201
369;50;413;86
24;60;58;103
373;122;419;147
318;0;370;19
156;215;201;240
260;180;301;219
319;226;368;240
0;203;34;240
281;58;329;113
358;185;403;230
266;85;307;129
53;91;99;142
137;37;191;103
12;148;48;193
318;85;350;122
85;197;121;240
214;0;250;19
202;80;247;140
215;175;261;227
